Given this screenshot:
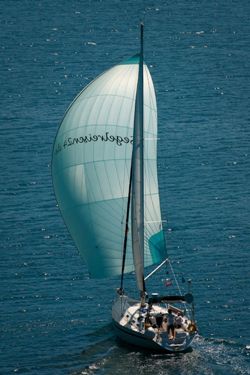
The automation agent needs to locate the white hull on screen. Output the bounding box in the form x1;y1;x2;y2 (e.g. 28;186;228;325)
112;295;196;353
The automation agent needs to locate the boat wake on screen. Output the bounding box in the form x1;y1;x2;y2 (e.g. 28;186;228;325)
73;333;250;375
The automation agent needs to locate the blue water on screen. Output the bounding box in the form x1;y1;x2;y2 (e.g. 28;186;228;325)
1;1;250;374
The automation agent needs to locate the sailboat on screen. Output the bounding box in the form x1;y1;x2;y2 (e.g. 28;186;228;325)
52;24;197;353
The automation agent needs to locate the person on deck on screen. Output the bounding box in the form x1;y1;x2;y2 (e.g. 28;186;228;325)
161;316;168;332
167;309;176;340
155;313;163;330
175;311;184;329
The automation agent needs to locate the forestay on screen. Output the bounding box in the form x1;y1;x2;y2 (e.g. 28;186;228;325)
52;54;165;278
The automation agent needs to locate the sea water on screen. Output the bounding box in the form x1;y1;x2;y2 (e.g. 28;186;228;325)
0;1;249;374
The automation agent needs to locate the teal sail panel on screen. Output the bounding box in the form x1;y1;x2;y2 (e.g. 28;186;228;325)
52;56;166;278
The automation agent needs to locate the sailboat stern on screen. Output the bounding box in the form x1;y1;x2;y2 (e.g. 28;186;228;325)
112;295;196;353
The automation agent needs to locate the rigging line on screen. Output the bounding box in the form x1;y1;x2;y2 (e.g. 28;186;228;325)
120;157;133;292
144;257;169;281
168;259;183;296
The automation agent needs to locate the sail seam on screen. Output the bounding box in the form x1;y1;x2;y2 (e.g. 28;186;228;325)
58;192;161;213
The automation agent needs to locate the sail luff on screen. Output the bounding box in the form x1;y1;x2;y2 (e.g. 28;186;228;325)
131;23;145;293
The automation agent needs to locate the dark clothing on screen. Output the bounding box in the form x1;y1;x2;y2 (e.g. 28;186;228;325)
156;315;163;328
167;324;175;334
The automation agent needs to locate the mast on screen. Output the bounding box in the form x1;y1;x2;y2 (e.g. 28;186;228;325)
131;23;146;295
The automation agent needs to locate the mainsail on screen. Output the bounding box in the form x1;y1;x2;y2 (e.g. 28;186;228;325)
52;52;165;279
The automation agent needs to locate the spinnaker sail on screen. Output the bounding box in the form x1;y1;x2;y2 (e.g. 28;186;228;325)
52;54;165;279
